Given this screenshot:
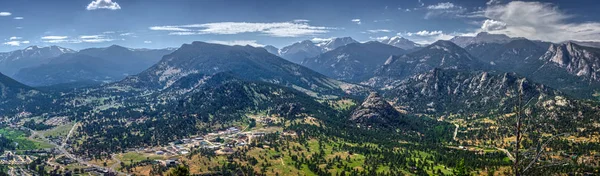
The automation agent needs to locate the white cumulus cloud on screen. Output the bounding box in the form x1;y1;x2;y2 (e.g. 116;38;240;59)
0;12;11;16
9;36;22;40
481;19;507;31
483;1;600;42
351;19;361;25
13;17;23;20
86;0;121;10
144;41;152;44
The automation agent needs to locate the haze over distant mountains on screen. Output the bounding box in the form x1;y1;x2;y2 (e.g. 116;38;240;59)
1;45;174;87
1;32;600;176
1;32;599;100
266;37;359;63
3;0;600;175
0;46;75;76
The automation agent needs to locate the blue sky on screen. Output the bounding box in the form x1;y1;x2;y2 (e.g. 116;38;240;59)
1;0;599;51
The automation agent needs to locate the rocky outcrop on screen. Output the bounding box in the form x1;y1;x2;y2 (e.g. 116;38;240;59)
350;92;402;127
541;42;600;82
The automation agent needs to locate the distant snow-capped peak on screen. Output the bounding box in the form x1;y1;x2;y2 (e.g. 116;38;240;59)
380;36;421;50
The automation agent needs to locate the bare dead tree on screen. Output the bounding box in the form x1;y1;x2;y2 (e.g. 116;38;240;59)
514;87;523;176
511;80;572;175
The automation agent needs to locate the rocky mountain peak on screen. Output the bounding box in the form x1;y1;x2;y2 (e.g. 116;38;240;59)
317;37;358;51
541;42;600;81
450;32;514;47
263;45;279;55
381;36;421;50
350;92;402;127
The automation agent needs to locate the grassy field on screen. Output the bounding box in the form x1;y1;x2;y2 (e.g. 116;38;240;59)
117;152;166;165
0;127;54;150
333;99;356;110
43;122;74;138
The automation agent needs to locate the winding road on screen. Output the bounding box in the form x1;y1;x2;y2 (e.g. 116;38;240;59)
23;124;128;176
496;147;515;162
453;124;459;141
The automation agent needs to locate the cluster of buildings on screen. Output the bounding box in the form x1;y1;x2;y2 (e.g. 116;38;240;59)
138;126;279;159
0;151;36;165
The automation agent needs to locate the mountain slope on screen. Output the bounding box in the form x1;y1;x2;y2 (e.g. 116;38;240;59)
14;54;123;86
467;40;600;98
366;40;483;88
315;37;358;51
384;69;558;114
383;68;600;137
263;45;279;55
278;40;325;63
350;92;403;127
278;37;358;63
78;45;174;74
0;72;36;99
0;46;75;76
13;46;173;86
0;72;52;115
541;42;600;82
119;41;362;97
302;42;406;82
470;39;546;71
176;73;338;120
74;72;342;154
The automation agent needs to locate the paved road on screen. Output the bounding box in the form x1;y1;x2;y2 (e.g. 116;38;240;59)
23;125;128;176
56;141;128;176
110;154;122;171
453;124;459;141
62;122;78;148
496;147;515;162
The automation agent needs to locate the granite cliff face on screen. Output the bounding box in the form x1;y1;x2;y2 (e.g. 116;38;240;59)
541;42;600;82
350;92;402;127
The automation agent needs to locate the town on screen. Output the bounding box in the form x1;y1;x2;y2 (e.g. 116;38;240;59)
0;114;295;175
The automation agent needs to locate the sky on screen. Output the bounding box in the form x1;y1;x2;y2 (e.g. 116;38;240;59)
1;0;600;51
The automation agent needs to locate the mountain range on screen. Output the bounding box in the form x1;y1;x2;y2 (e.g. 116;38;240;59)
366;40;483;88
466;39;600;98
301;41;407;82
266;37;359;63
450;32;516;47
0;46;75;76
1;33;600;171
379;36;422;50
13;45;173;87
